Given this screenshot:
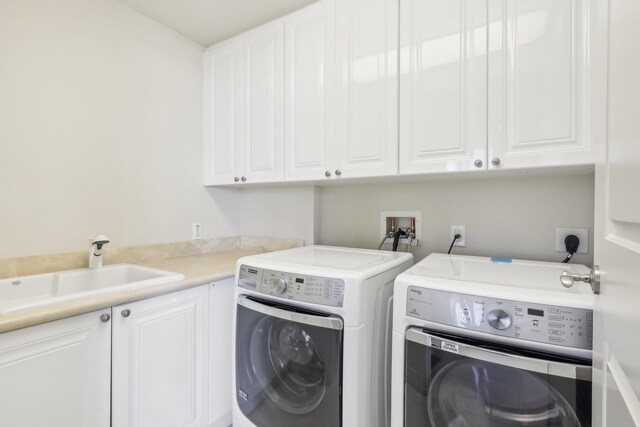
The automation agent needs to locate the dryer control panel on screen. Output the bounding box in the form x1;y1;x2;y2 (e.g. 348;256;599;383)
238;265;345;307
406;286;593;350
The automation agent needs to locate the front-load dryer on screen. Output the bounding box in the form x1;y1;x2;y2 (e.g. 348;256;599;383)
232;245;413;427
391;254;595;427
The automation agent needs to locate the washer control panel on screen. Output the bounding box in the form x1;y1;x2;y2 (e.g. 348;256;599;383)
406;286;593;350
238;265;345;307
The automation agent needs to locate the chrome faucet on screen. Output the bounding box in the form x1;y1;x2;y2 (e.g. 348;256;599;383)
89;235;110;269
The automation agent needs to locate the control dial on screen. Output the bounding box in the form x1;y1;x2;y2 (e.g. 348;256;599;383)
487;308;512;330
271;278;288;294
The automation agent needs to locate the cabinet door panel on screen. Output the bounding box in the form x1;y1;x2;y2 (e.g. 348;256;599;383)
335;0;398;178
204;42;242;185
0;310;111;427
208;277;235;426
488;0;592;168
243;24;285;183
399;0;488;174
284;0;335;181
112;285;210;427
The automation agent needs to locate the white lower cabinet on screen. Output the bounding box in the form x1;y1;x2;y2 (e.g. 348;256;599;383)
0;309;112;427
208;277;235;427
0;281;234;427
112;285;211;427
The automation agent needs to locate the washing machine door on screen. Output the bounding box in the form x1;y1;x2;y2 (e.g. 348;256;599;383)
235;295;343;427
404;328;593;427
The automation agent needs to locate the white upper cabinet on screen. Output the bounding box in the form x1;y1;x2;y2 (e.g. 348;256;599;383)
205;0;600;184
204;25;285;185
204;41;243;185
399;0;488;174
242;24;285;183
399;0;598;175
489;0;595;168
284;0;336;181
487;0;594;169
334;0;399;178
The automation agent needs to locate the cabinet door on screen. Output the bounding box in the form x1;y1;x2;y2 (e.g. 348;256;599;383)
204;41;243;185
488;0;592;169
112;285;210;427
399;0;488;174
242;24;285;184
334;0;398;178
208;277;235;427
284;0;336;181
0;309;111;427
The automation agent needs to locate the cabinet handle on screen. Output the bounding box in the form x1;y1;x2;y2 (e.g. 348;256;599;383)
241;176;246;182
325;170;332;177
100;313;111;323
491;157;501;166
335;169;342;176
474;159;483;168
121;309;131;318
234;177;240;182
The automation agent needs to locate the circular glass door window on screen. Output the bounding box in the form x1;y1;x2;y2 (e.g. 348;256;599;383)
427;360;581;427
249;318;327;414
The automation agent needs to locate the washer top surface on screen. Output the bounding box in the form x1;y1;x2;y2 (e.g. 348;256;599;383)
239;245;413;278
397;253;594;308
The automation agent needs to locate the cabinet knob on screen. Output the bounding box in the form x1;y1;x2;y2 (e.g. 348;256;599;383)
121;309;131;318
234;177;240;182
325;170;332;177
335;169;342;176
100;313;111;323
241;176;246;182
474;159;483;168
491;157;501;166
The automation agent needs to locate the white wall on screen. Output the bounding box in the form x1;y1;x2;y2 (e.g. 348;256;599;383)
0;0;597;266
0;0;241;258
316;173;595;265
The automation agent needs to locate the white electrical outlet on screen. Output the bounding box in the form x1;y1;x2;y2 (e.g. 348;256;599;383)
192;223;202;240
450;225;466;247
556;228;589;253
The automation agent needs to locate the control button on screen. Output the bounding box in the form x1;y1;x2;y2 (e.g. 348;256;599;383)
549;337;562;343
271;278;288;294
549;329;563;336
487;308;512;330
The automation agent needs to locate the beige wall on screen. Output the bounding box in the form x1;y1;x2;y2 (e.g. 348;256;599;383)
240;186;316;245
316;173;595;265
0;0;241;258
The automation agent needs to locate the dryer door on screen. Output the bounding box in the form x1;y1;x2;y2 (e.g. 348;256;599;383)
404;328;593;427
235;295;343;427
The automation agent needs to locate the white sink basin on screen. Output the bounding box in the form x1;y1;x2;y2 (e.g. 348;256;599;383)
0;264;185;315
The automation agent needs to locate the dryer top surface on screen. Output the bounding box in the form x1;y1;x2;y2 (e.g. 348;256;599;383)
396;253;594;307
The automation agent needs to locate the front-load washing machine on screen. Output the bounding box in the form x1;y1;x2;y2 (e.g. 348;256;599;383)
391;254;595;427
232;245;413;427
